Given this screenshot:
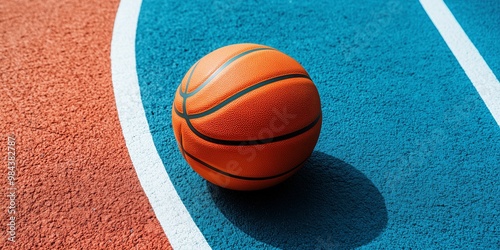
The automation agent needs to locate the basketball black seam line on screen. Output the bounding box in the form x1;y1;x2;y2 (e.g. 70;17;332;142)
180;47;274;98
180;111;321;146
178;47;319;146
181;145;308;181
183;61;199;94
175;74;321;146
179;46;273;115
178;112;303;181
180;73;311;119
174;61;199;112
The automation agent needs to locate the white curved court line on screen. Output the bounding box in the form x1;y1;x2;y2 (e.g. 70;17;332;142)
420;0;500;127
110;0;210;249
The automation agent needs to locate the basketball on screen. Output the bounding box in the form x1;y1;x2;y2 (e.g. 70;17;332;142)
171;43;322;190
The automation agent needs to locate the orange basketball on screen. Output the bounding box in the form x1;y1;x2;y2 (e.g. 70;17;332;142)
171;43;322;191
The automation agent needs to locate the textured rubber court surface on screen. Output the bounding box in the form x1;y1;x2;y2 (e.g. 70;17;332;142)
1;0;499;249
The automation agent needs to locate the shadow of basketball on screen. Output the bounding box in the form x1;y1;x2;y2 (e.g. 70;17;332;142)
207;151;388;249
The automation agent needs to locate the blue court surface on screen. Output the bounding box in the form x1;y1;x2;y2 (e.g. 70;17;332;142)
134;0;500;248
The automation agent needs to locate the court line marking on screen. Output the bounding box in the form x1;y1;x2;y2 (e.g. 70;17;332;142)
110;0;211;249
420;0;500;127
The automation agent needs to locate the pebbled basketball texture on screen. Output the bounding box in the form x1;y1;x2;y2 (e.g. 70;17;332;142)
172;43;322;191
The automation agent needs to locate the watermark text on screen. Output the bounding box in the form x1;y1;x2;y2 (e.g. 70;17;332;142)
6;135;17;242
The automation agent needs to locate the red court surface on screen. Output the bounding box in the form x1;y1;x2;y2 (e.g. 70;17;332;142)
1;0;170;248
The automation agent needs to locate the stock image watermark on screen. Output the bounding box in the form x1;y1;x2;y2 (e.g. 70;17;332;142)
211;0;243;17
6;135;17;242
340;1;402;61
315;236;342;250
209;106;298;188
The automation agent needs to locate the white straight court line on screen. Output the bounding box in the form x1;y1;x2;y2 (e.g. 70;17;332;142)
420;0;500;127
110;0;211;249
